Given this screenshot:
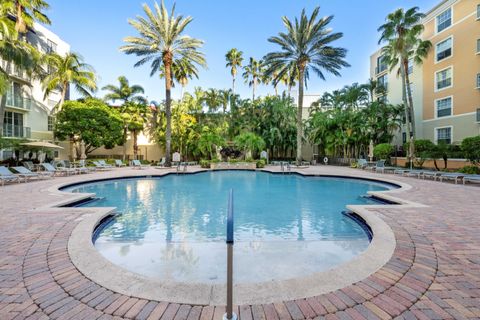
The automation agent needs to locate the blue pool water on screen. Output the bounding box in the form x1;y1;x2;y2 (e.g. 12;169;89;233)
67;171;392;283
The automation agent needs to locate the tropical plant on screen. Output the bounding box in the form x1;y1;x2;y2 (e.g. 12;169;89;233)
234;132;266;159
102;75;147;105
225;48;243;94
54;99;124;155
2;0;51;38
264;7;349;164
242;57;263;100
378;7;432;159
197;126;225;160
204;88;222;113
373;143;394;160
461;135;480;165
123;102;149;159
102;76;148;160
121;1;206;166
42;52;97;112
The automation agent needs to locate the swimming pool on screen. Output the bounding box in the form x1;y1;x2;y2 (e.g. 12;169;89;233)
66;171;393;284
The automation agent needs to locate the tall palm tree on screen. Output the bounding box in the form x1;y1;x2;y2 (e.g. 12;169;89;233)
204;88;222;113
42;52;97;112
173;57;200;99
264;7;349;164
102;76;148;160
225;48;243;94
242;57;263;100
378;7;431;156
121;1;206;167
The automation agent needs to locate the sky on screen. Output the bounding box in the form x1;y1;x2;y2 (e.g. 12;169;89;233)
45;0;439;102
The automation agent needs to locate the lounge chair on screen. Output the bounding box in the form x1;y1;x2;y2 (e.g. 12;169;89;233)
76;160;95;173
156;158;166;167
463;175;480;185
422;171;443;181
131;159;148;169
92;161;112;171
41;163;67;176
23;161;35;171
0;166;21;185
356;159;368;169
98;160;113;168
439;173;465;184
11;166;46;181
115;159;126;167
394;168;410;175
55;161;78;175
404;169;425;178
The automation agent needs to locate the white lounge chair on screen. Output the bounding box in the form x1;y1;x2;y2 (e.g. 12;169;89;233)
422;171;443;181
98;160;113;168
55;161;78;175
463;175;480;185
92;161;112;171
41;163;67;176
439;173;465;184
115;159;126;167
131;159;148;169
11;166;43;181
0;166;21;185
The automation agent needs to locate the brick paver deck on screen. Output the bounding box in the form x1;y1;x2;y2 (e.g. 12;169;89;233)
0;166;479;319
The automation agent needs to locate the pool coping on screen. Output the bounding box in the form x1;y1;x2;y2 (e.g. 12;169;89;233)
49;169;427;305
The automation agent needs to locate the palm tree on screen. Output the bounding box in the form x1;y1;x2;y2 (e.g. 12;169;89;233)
378;7;431;158
264;7;349;164
42;52;97;112
173;58;200;99
121;1;206;167
225;48;243;94
123;102;149;160
204;88;222;113
2;0;51;38
102;76;147;105
242;57;263;100
102;76;147;160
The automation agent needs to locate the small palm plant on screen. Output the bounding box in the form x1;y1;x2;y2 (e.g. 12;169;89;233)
264;7;349;164
121;1;206;167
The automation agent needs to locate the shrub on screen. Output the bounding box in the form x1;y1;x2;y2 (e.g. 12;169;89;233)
256;159;266;168
199;160;210;168
373;143;394;160
458;165;480;174
461;136;480;164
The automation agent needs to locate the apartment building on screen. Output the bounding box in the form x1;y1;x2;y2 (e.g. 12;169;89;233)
0;22;70;160
370;0;480;146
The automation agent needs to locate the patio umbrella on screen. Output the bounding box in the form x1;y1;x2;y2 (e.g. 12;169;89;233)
80;140;86;160
368;140;374;162
20;141;64;149
20;141;64;163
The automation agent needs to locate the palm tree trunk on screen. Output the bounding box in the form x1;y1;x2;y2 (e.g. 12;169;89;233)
296;68;305;165
232;76;236;95
0;93;7;136
252;77;256;100
399;63;412;155
164;54;173;167
133;130;138;160
403;59;416;140
122;126;127;161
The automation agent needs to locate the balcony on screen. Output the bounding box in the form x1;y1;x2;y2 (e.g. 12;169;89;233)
0;60;30;82
6;94;32;111
2;125;31;138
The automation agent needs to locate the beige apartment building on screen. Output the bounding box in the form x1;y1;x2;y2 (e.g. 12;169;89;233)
370;0;480;146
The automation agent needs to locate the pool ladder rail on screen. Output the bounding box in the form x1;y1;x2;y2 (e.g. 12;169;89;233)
280;161;291;174
176;162;188;174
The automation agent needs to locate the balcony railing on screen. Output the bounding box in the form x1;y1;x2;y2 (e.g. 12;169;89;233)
0;60;30;81
2;125;31;138
6;94;32;110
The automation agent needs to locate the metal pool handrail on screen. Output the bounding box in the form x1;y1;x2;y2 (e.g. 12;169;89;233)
224;189;237;320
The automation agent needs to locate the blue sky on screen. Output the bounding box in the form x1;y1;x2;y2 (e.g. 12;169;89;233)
46;0;438;102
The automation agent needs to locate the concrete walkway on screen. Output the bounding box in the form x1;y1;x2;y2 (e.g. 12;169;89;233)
0;166;479;319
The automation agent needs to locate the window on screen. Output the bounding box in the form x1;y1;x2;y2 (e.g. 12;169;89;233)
377;74;388;92
477;73;480;88
436;8;452;33
436;67;452;90
436;127;452;144
477;39;480;54
436;97;452;117
407;58;413;74
46;39;57;53
477;4;480;20
376;55;387;74
2;111;24;137
436;37;452;61
48;116;55;131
